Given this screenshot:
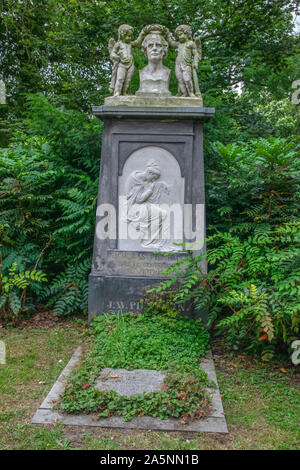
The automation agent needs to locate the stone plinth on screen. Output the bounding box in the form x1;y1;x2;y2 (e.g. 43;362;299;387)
88;105;215;321
104;94;203;107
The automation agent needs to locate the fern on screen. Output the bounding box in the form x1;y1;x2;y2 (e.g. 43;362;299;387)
0;101;101;316
150;138;300;359
0;262;47;320
40;258;91;315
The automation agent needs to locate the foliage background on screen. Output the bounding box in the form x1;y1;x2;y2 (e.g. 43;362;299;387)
0;0;299;356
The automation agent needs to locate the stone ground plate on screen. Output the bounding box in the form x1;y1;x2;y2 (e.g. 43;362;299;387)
95;368;166;396
32;347;228;433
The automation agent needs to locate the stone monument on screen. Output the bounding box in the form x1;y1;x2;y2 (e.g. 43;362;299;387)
88;24;214;321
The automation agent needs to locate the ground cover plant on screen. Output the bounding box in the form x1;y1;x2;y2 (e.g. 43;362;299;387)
61;307;211;422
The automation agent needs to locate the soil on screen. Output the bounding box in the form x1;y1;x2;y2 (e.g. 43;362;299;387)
0;306;87;330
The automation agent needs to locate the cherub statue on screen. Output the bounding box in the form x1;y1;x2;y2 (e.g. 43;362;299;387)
108;24;142;96
167;25;202;98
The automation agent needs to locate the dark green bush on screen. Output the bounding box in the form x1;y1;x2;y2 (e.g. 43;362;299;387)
154;137;300;359
0;95;102;319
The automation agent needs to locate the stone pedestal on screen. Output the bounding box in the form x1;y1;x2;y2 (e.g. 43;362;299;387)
88;105;214;322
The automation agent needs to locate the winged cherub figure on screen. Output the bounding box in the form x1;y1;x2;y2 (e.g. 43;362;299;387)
167;25;202;98
108;24;143;96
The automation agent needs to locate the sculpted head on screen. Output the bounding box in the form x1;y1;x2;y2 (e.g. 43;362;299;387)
142;32;168;62
144;160;161;182
118;24;134;43
174;24;192;43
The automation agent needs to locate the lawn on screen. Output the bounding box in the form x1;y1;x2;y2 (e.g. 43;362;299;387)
0;318;299;450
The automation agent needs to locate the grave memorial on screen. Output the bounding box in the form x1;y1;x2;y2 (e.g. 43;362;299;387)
88;24;215;321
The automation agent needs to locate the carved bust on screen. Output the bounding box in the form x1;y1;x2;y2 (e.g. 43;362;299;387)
105;23;204;106
136;31;171;96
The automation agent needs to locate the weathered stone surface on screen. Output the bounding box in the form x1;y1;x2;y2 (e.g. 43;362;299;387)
118;145;184;252
168;25;202;98
104;94;203;107
0;340;5;364
95;368;166;397
39;346;82;410
88;107;213;319
137;30;171;95
88;275;179;318
108;25;137;97
99;250;188;277
93;105;213;119
32;409;228;432
106;24;204;102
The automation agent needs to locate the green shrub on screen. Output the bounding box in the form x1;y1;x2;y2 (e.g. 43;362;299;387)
206;137;299;232
154;137;300;359
0;95;102;316
0;261;47;322
40;258;90;316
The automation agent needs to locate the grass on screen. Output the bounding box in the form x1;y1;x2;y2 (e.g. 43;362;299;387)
215;351;300;450
0;320;299;450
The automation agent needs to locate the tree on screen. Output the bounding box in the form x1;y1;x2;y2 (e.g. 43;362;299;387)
0;0;298;115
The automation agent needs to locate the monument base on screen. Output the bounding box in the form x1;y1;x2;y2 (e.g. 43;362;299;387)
104;94;203;107
88;106;214;322
88;275;168;321
88;274;208;323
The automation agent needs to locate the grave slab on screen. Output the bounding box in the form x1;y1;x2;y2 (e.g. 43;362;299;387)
32;348;228;433
95;368;166;397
